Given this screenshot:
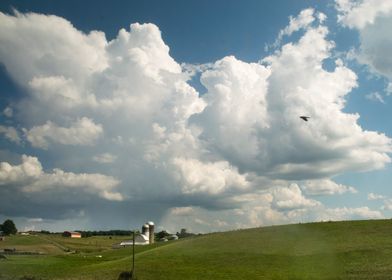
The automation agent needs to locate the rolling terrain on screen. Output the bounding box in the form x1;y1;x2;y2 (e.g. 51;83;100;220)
1;220;392;279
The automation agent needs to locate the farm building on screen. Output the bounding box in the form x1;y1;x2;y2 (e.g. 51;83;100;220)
119;234;149;246
62;231;82;238
117;221;155;246
168;234;178;240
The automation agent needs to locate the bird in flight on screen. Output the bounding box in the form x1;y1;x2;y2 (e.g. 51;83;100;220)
300;116;310;121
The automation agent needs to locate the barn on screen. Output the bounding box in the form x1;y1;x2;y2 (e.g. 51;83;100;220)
117;221;155;246
119;234;149;246
63;231;82;238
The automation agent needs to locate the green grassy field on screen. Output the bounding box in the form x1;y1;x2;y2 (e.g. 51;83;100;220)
1;220;392;279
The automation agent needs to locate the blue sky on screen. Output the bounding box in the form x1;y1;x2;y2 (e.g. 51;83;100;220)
0;0;391;233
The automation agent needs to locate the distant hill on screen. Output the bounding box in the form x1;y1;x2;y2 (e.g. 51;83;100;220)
1;219;392;279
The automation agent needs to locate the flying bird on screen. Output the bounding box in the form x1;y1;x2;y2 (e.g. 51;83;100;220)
300;116;310;121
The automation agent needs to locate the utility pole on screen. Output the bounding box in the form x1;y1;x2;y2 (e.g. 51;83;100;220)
131;230;135;278
118;230;136;280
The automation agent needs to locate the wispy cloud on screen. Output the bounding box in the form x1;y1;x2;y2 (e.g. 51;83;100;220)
368;192;385;200
366;92;386;104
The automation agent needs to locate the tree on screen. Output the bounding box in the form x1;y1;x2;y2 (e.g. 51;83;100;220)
2;219;17;235
156;230;170;239
177;228;195;238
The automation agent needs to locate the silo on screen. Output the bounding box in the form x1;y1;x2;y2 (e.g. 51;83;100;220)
142;223;149;240
147;221;154;244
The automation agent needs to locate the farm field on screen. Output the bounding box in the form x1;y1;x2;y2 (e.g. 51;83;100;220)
1;219;392;279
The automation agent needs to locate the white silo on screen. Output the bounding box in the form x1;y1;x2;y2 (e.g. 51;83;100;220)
147;221;155;244
141;223;150;241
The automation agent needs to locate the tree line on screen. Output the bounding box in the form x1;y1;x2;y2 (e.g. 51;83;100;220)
76;230;135;237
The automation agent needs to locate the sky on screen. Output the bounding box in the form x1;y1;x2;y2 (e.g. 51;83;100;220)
0;0;391;233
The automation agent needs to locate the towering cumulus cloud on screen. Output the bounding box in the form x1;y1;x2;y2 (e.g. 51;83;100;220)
336;0;392;83
0;9;390;231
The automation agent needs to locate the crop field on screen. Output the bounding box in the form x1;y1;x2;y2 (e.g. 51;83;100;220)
1;220;392;279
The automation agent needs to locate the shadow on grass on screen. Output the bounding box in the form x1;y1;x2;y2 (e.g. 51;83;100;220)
118;271;137;280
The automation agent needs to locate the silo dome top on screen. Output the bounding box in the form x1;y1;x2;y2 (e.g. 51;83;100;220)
147;221;154;226
142;223;149;228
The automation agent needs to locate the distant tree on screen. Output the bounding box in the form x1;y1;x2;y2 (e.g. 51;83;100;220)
177;228;195;238
2;219;17;235
81;231;93;238
156;230;170;239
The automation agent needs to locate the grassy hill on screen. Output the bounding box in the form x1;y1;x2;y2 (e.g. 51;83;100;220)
1;220;392;279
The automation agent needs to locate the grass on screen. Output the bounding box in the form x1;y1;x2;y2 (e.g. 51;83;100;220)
0;235;63;254
1;220;392;279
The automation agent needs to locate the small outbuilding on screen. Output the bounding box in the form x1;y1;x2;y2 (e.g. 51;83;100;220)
168;234;178;240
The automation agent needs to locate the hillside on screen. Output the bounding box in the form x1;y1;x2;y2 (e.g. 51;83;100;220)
1;220;392;279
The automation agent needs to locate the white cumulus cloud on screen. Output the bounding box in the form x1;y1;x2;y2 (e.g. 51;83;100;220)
172;158;249;195
0;125;21;144
336;0;392;83
0;9;390;231
280;8;316;37
269;8;323;49
319;206;384;220
0;155;122;201
302;179;357;195
336;0;392;29
25;117;103;149
382;199;392;211
270;184;321;210
368;192;385;200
